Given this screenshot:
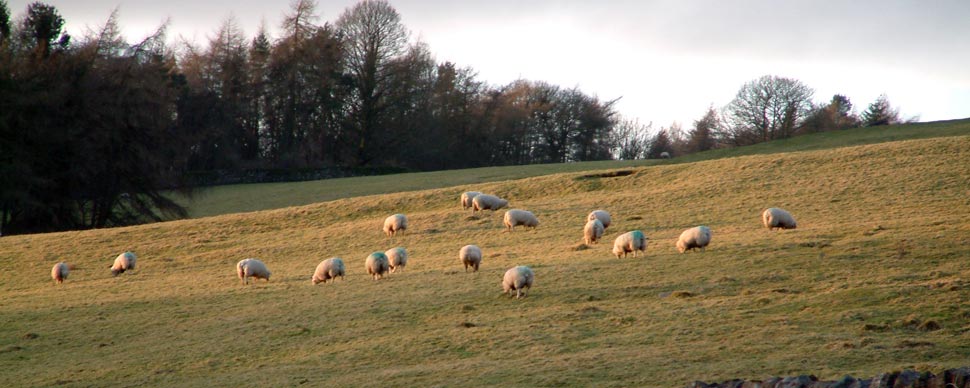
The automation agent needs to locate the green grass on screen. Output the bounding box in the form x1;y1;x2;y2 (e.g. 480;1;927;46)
177;158;658;218
178;118;970;218
2;129;970;387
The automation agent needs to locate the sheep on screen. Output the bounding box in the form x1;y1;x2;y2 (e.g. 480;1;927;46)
385;247;408;273
365;252;390;280
612;230;648;258
237;258;271;285
312;258;346;284
461;191;482;211
762;207;797;230
472;194;509;213
110;251;137;276
502;266;535;299
503;209;539;231
677;226;712;253
51;262;69;284
583;218;605;245
587;210;612;230
383;214;408;237
660;151;671;159
459;245;482;272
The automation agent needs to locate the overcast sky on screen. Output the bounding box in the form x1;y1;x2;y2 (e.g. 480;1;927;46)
8;0;970;128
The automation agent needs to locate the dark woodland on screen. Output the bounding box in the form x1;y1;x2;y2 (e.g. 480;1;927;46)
0;0;898;235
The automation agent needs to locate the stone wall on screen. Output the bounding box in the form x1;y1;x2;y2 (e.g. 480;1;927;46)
687;367;970;388
185;166;408;187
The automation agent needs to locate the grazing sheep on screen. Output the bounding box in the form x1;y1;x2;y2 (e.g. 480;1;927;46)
472;194;509;213
677;226;712;253
461;191;482;211
660;151;671;159
312;258;346;284
503;209;539;231
612;230;648;258
365;252;390;280
762;208;797;230
385;247;408;273
583;218;605;245
237;258;271;284
459;245;482;272
587;210;612;230
110;251;137;276
502;266;535;299
236;258;271;284
51;262;69;284
383;214;408;237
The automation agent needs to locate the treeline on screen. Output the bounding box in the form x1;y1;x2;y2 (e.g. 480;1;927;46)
615;76;912;160
0;0;619;235
0;0;914;235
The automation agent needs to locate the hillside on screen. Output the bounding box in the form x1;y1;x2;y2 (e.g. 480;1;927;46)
2;135;969;387
177;118;970;218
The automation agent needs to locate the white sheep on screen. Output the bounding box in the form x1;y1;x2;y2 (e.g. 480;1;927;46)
583;218;605;245
472;194;509;213
110;251;137;276
677;226;712;253
461;191;482;211
502;266;535;298
587;210;612;229
660;151;671;159
762;208;797;230
237;258;271;284
383;214;408;237
612;230;648;258
459;245;482;272
503;209;539;231
385;247;408;273
312;258;346;284
365;252;390;280
51;262;69;284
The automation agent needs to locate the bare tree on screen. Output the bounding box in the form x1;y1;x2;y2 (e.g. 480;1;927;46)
335;0;409;166
724;75;814;145
612;119;651;160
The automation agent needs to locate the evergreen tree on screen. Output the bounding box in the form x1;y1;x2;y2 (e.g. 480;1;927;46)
647;129;673;159
0;0;11;44
861;94;899;127
686;106;718;153
19;2;69;59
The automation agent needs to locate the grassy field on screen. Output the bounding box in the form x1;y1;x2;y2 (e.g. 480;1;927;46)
2;133;970;387
177;118;970;218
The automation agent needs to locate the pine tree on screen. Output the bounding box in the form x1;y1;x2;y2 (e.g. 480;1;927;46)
686;106;718;153
647;129;673;159
861;94;899;127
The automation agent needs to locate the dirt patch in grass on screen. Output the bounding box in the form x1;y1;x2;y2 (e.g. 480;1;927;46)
576;170;635;179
